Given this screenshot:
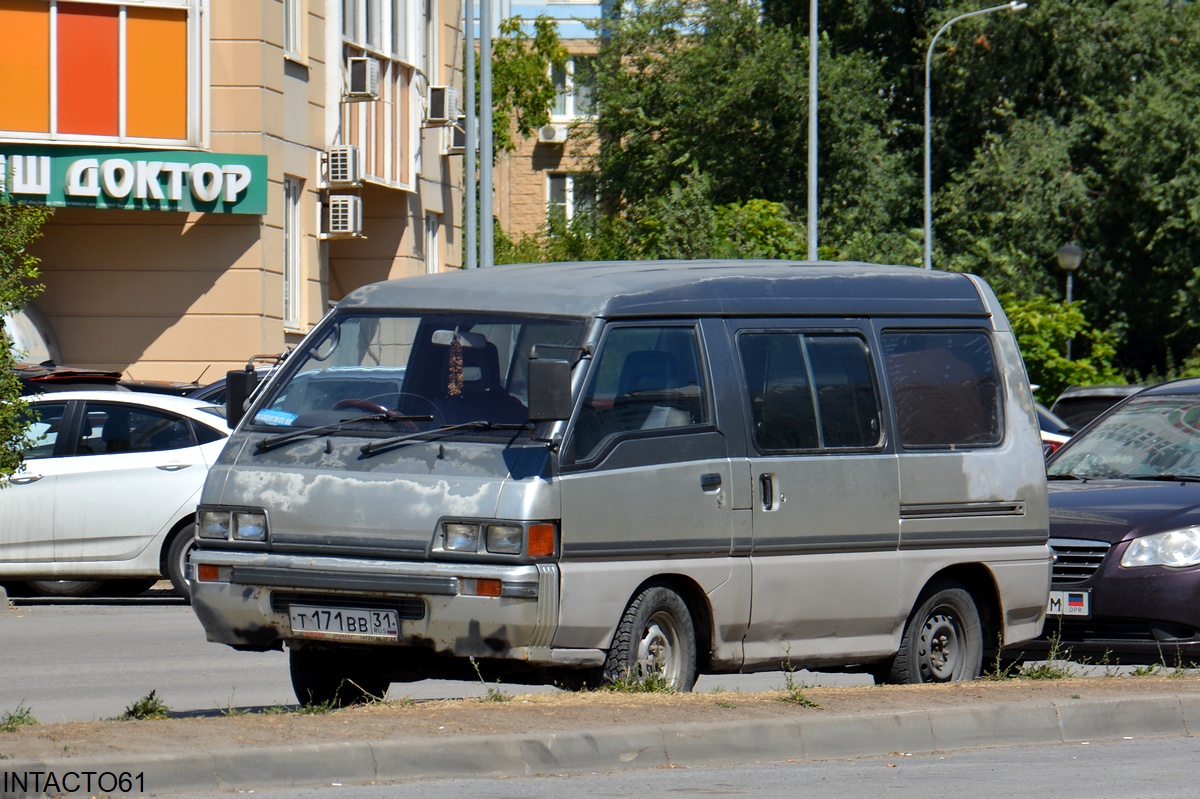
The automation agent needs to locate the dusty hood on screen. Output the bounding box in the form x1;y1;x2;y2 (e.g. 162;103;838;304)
1048;479;1200;544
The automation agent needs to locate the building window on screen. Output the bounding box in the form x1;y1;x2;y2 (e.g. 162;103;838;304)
551;56;595;120
283;177;303;329
284;0;303;59
424;213;440;274
0;0;201;145
342;0;413;63
548;173;596;222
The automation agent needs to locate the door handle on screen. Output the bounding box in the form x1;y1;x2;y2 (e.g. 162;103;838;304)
8;474;43;485
760;473;783;511
700;473;722;492
156;463;191;472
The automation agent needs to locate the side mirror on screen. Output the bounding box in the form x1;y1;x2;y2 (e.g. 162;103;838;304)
527;358;573;422
224;369;259;429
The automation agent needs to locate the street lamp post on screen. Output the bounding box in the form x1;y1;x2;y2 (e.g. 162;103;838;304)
923;1;1027;270
1057;242;1084;360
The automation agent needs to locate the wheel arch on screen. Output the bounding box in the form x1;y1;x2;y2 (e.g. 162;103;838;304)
615;573;715;674
159;513;197;575
916;563;1002;658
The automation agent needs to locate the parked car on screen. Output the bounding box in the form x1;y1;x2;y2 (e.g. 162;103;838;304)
1036;402;1073;459
13;361;124;394
1050;384;1144;430
187;365;276;406
1033;378;1200;663
0;391;230;600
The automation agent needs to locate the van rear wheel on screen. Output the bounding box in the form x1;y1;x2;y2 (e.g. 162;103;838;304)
289;644;392;708
887;583;983;684
604;585;698;692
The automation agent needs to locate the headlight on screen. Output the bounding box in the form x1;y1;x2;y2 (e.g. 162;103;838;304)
232;510;268;541
1121;527;1200;568
198;510;231;539
486;524;523;554
443;522;481;552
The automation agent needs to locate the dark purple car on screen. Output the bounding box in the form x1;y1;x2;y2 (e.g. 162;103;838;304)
1034;378;1200;664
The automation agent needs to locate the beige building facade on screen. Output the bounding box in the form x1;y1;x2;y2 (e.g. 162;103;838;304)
1;0;465;384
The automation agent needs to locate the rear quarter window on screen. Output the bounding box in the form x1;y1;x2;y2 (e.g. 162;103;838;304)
882;330;1002;448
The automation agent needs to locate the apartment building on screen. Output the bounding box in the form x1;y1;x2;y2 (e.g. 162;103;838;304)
0;0;465;383
491;0;600;238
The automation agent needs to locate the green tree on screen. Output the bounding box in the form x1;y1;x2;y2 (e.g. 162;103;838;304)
1001;294;1122;405
588;0;913;258
485;16;568;155
0;200;50;479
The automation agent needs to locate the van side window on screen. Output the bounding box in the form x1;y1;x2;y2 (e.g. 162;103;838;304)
572;325;708;461
881;330;1002;448
738;333;881;452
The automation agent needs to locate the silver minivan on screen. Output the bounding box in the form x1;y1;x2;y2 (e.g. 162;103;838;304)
190;261;1051;705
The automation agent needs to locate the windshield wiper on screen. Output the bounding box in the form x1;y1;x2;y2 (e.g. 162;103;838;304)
1127;474;1200;484
256;413;434;453
360;420;534;457
1047;473;1084;481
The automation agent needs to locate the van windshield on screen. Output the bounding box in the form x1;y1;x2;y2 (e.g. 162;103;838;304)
251;312;585;432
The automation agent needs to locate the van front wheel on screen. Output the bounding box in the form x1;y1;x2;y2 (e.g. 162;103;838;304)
604;586;698;692
889;584;983;684
289;645;391;707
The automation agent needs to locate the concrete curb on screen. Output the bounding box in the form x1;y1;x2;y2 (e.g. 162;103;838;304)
2;694;1195;796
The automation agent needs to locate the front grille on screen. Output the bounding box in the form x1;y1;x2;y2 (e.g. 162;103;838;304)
270;592;426;620
1050;538;1110;586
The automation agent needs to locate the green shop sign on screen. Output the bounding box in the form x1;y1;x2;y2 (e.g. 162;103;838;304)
0;146;267;215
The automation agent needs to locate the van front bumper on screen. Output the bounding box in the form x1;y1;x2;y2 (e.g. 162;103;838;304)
188;549;584;664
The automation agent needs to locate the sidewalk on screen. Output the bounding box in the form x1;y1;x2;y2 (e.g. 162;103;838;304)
3;689;1198;797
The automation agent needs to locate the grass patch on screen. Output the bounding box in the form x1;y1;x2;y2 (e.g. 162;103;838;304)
602;672;676;694
114;691;171;721
0;703;38;733
778;652;819;708
470;657;511;703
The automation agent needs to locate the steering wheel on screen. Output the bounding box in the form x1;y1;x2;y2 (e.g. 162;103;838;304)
333;398;389;414
332;398;419;431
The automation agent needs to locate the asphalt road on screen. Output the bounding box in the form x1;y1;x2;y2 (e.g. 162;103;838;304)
0;588;870;722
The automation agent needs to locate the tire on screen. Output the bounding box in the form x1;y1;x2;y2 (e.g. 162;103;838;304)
289;645;392;708
166;523;196;602
603;585;698;692
25;580;104;598
888;583;983;684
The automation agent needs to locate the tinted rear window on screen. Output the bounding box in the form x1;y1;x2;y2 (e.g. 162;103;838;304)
882;331;1002;448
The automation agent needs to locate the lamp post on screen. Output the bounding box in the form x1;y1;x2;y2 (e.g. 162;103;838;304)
1057;242;1084;359
807;0;818;261
923;1;1027;270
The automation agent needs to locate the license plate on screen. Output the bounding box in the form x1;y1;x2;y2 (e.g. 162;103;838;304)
288;604;400;642
1047;589;1090;618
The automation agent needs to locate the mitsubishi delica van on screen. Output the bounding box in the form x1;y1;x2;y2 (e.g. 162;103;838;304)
190;260;1051;705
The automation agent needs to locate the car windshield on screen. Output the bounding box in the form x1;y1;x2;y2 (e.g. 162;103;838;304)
1047;394;1200;480
250;312;584;433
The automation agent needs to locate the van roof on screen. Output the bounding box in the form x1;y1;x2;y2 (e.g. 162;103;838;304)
339;260;994;319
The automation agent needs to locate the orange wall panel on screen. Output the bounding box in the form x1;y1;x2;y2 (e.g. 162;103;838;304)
57;2;120;136
0;0;50;133
126;7;188;140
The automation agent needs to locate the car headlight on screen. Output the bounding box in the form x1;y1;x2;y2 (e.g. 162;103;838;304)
198;510;232;539
443;522;481;552
1121;527;1200;568
486;524;523;554
232;510;269;541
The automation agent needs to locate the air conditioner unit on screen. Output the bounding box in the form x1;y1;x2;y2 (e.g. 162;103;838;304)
427;85;460;124
449;116;468;153
538;124;568;145
323;145;362;187
325;195;363;238
346;57;380;100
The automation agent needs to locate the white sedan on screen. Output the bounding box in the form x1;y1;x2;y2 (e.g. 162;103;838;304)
0;391;231;599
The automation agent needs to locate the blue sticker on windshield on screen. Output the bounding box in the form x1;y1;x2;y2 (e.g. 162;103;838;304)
254;409;298;426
